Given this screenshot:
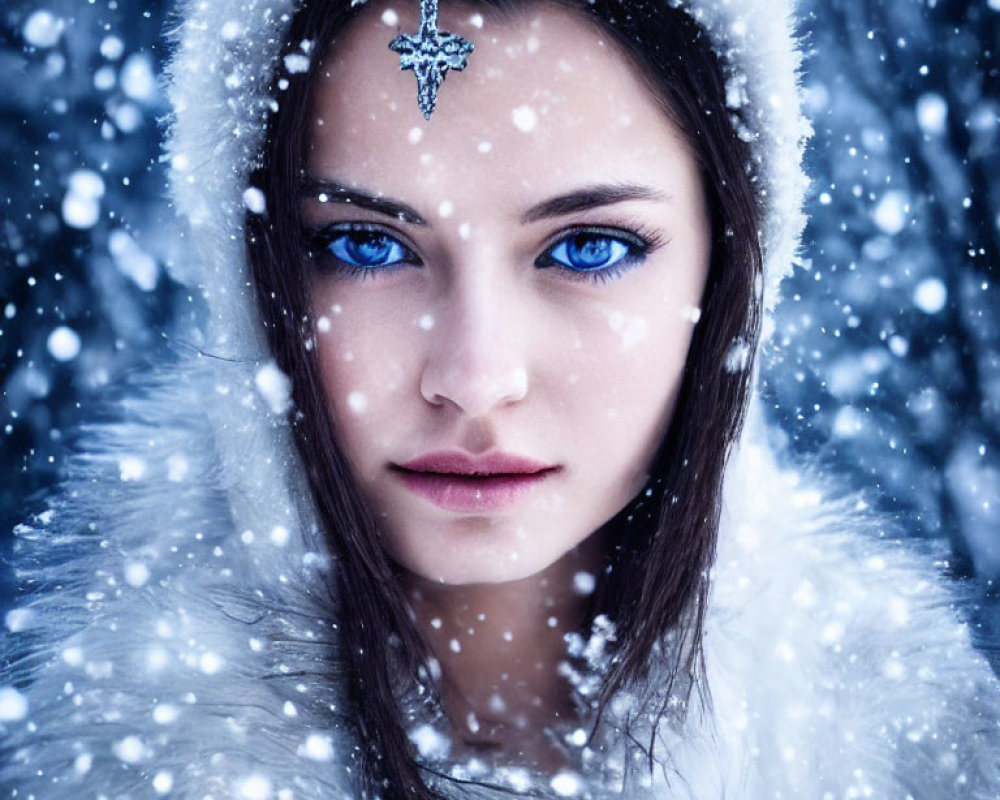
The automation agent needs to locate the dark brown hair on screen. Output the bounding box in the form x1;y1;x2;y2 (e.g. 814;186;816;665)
246;0;763;795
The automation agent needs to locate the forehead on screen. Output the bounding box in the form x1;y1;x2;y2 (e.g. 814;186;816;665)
307;0;694;202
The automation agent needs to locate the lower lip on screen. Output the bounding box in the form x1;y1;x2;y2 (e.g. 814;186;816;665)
395;470;554;512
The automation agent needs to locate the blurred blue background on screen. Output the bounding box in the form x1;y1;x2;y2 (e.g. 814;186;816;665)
1;0;999;662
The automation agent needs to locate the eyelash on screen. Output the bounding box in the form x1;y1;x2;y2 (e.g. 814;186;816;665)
305;221;663;285
307;222;421;282
534;224;661;285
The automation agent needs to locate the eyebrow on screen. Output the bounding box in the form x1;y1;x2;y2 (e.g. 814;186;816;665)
301;179;668;227
520;183;670;224
301;179;427;226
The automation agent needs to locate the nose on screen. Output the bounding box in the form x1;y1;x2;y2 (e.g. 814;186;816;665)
419;272;529;417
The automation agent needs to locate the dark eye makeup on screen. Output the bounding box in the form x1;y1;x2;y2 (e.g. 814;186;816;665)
306;222;421;281
304;221;662;284
533;225;655;284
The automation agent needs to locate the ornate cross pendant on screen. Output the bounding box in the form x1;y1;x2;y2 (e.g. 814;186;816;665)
389;0;474;120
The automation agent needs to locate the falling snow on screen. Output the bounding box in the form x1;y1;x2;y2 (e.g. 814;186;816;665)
153;703;180;724
916;92;948;136
299;733;335;762
347;391;368;414
100;35;125;60
511;105;538;132
913;278;948;314
550;771;583;797
121;53;157;101
409;723;451;759
283;52;310;74
152;771;174;795
236;774;273;800
113;735;146;763
61;169;106;230
871;191;909;235
0;687;29;722
46;326;81;362
124;561;150;587
573;571;596;596
255;362;292;414
109;229;159;291
22;10;64;48
243;186;267;215
1;0;1000;795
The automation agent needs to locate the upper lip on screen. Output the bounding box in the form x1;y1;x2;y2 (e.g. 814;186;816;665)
394;450;557;476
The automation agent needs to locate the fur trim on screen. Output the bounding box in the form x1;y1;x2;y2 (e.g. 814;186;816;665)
2;361;353;799
672;0;811;319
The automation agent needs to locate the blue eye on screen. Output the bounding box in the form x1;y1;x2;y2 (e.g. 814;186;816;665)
537;228;649;278
310;224;419;274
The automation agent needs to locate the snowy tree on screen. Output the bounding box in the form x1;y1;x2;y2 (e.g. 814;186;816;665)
0;0;189;602
765;0;1000;657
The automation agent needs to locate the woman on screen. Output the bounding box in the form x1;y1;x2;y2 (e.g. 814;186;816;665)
2;0;998;797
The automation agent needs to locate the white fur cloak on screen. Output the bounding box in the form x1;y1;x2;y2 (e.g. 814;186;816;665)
3;0;1000;796
3;358;1000;799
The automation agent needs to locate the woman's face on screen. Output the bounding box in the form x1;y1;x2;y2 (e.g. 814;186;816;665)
303;0;711;585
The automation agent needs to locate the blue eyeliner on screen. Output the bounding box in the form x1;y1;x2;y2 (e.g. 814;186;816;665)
308;222;421;278
534;226;652;282
306;222;656;284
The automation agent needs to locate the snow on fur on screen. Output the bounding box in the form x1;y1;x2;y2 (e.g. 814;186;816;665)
3;358;999;798
1;360;351;799
702;435;1000;797
673;0;811;317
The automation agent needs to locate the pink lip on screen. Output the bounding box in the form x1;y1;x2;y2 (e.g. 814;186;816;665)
393;451;559;512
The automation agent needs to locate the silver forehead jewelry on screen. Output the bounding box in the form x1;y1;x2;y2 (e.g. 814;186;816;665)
389;0;474;120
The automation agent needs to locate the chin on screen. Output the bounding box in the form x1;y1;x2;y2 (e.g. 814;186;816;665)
387;517;599;588
396;547;562;586
413;560;553;587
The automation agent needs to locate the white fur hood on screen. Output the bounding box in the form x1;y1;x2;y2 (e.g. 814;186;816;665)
3;0;1000;797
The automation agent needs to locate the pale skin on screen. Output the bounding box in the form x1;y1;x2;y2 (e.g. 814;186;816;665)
408;546;604;764
302;0;711;770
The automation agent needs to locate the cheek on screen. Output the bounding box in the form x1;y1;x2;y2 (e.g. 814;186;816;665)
310;290;419;465
573;306;691;405
568;306;695;478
